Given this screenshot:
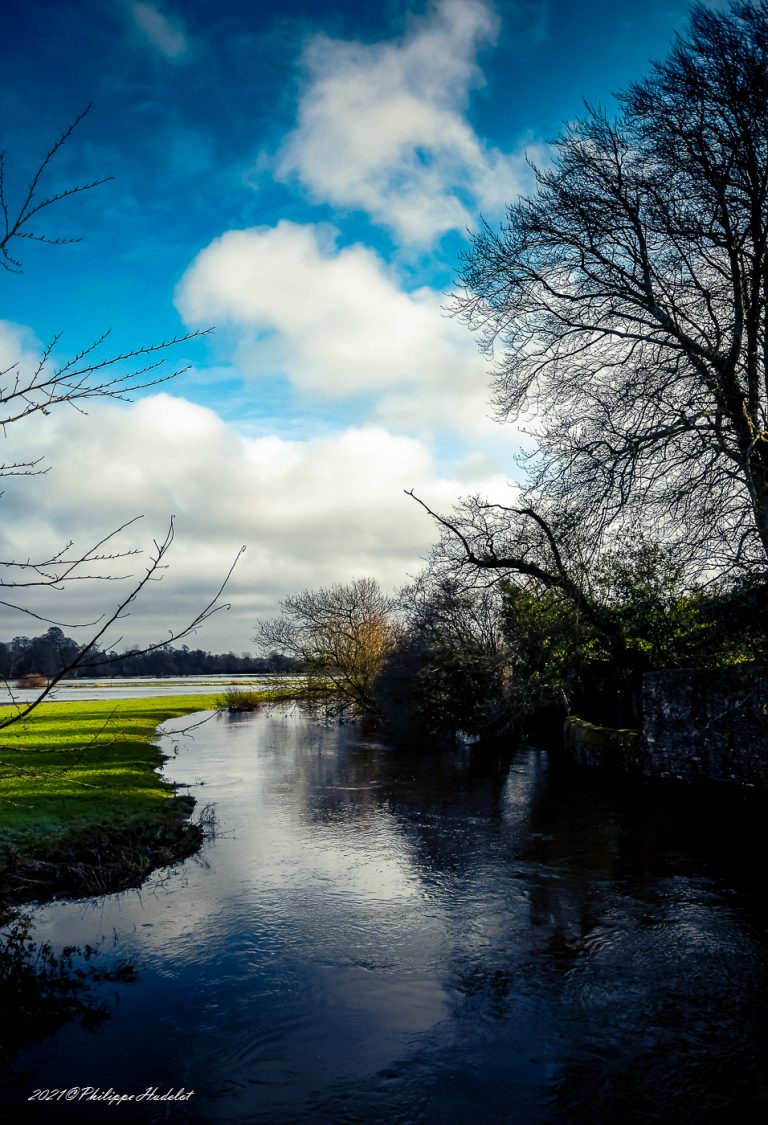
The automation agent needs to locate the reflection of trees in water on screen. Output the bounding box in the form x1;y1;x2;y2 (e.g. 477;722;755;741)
0;911;135;1070
282;721;768;1120
454;766;768;1121
289;724;519;878
548;886;768;1123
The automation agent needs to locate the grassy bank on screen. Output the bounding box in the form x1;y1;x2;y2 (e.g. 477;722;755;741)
0;694;227;907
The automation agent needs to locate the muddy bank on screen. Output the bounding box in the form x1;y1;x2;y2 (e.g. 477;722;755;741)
0;798;206;911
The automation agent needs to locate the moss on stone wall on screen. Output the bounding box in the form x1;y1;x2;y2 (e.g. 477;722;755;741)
563;716;647;776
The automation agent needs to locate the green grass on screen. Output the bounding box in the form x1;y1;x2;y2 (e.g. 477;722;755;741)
0;696;224;848
0;693;275;904
0;687;314;906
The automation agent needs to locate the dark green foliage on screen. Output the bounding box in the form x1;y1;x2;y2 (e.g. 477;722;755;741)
375;581;512;742
500;583;601;721
501;538;768;727
591;540;768;672
376;531;768;740
592;541;712;669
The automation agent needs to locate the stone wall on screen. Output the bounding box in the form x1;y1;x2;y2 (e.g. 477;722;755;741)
642;666;768;788
563;665;768;789
562;717;646;777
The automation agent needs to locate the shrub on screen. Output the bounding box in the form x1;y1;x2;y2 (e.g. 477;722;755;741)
216;687;263;713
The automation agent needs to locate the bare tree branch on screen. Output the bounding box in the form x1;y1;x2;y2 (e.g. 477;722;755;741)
452;4;768;578
0;106;111;273
0;526;245;732
0;107;234;732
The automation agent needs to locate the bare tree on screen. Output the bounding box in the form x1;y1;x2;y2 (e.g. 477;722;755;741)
255;578;399;719
453;1;768;577
0;109;240;725
406;489;605;625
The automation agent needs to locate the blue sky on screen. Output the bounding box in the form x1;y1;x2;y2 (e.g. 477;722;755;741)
0;0;709;652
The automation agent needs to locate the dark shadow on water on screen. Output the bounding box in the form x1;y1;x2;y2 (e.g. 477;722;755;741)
0;911;134;1070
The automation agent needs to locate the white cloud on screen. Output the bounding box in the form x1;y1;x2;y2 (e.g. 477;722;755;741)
0;319;40;381
176;220;500;439
274;0;531;244
130;1;188;59
1;320;46;473
0;393;512;651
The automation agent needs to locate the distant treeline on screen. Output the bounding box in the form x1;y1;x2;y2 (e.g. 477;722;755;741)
0;627;298;680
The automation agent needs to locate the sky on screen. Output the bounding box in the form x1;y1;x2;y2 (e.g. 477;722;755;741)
0;0;713;655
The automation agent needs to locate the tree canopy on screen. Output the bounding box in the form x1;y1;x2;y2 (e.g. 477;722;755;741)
452;1;768;579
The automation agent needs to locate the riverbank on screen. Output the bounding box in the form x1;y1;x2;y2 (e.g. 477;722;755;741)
0;694;228;908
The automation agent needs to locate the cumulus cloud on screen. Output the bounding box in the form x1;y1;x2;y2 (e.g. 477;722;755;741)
176;220;498;438
130;1;188;59
0;393;512;651
274;0;531;243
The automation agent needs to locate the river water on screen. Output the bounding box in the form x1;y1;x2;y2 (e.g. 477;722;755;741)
2;710;767;1123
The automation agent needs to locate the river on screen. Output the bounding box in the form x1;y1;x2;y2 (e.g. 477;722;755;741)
2;709;767;1122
